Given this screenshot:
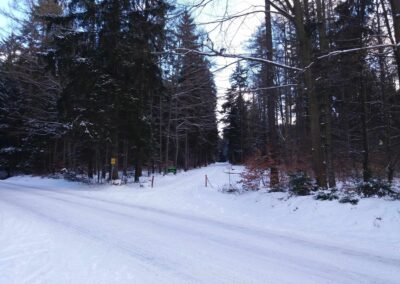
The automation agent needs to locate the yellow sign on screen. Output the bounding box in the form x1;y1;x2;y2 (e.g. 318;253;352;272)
111;158;116;165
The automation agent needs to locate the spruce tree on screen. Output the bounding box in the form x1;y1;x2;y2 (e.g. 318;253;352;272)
222;62;249;164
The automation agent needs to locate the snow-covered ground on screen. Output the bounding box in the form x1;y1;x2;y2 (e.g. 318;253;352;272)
0;163;399;283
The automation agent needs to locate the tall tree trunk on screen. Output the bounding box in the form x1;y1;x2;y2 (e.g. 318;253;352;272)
88;150;93;179
134;148;142;183
184;131;189;171
123;139;128;177
53;140;58;173
62;138;66;168
174;97;179;168
165;98;172;173
293;0;327;187
67;140;72;169
239;94;245;164
380;0;400;79
376;9;394;183
95;145;100;183
72;144;77;171
111;134;119;180
358;0;371;182
316;0;336;188
264;0;279;187
360;76;371;182
389;0;400;77
159;95;163;173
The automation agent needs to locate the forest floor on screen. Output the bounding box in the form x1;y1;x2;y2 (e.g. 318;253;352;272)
0;163;399;283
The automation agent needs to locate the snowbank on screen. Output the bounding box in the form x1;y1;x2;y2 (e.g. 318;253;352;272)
3;163;399;259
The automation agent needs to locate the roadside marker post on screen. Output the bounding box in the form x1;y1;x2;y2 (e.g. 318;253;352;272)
111;158;116;182
224;165;241;191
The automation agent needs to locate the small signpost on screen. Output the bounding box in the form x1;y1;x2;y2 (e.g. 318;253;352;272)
111;158;116;181
167;166;177;175
224;165;241;191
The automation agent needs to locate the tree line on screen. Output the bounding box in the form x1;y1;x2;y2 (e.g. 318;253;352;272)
1;0;399;189
220;0;400;188
0;0;218;181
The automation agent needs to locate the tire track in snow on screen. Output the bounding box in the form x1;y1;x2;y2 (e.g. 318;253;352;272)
1;185;398;284
1;189;269;284
0;201;53;284
0;194;199;284
3;181;400;267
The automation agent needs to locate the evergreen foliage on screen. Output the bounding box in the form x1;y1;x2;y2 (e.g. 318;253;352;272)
0;1;218;180
0;0;399;189
288;171;314;196
222;62;249;164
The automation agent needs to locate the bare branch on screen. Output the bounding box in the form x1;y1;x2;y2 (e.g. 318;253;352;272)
166;48;303;71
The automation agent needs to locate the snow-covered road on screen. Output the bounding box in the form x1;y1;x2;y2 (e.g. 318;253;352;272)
1;166;399;283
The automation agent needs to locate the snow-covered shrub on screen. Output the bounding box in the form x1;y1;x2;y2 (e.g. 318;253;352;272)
242;166;266;191
314;188;339;201
220;184;244;194
241;169;265;191
314;185;360;204
338;196;359;205
61;168;90;183
288;171;313;196
241;150;271;191
268;185;286;192
356;179;399;199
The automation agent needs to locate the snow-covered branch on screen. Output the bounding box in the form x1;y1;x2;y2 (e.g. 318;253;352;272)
168;48;303;72
305;42;400;70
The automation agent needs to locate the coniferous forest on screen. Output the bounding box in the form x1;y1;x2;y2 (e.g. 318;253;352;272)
0;0;400;191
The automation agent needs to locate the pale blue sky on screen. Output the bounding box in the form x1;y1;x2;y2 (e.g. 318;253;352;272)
0;0;11;38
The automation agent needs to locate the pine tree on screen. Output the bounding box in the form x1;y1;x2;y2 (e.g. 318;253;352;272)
0;0;63;173
222;62;249;164
171;11;218;170
44;0;169;180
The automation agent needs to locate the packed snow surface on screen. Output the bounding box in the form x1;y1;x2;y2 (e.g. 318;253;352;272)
0;163;399;283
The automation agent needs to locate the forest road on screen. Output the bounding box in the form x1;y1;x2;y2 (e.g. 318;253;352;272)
0;182;399;284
